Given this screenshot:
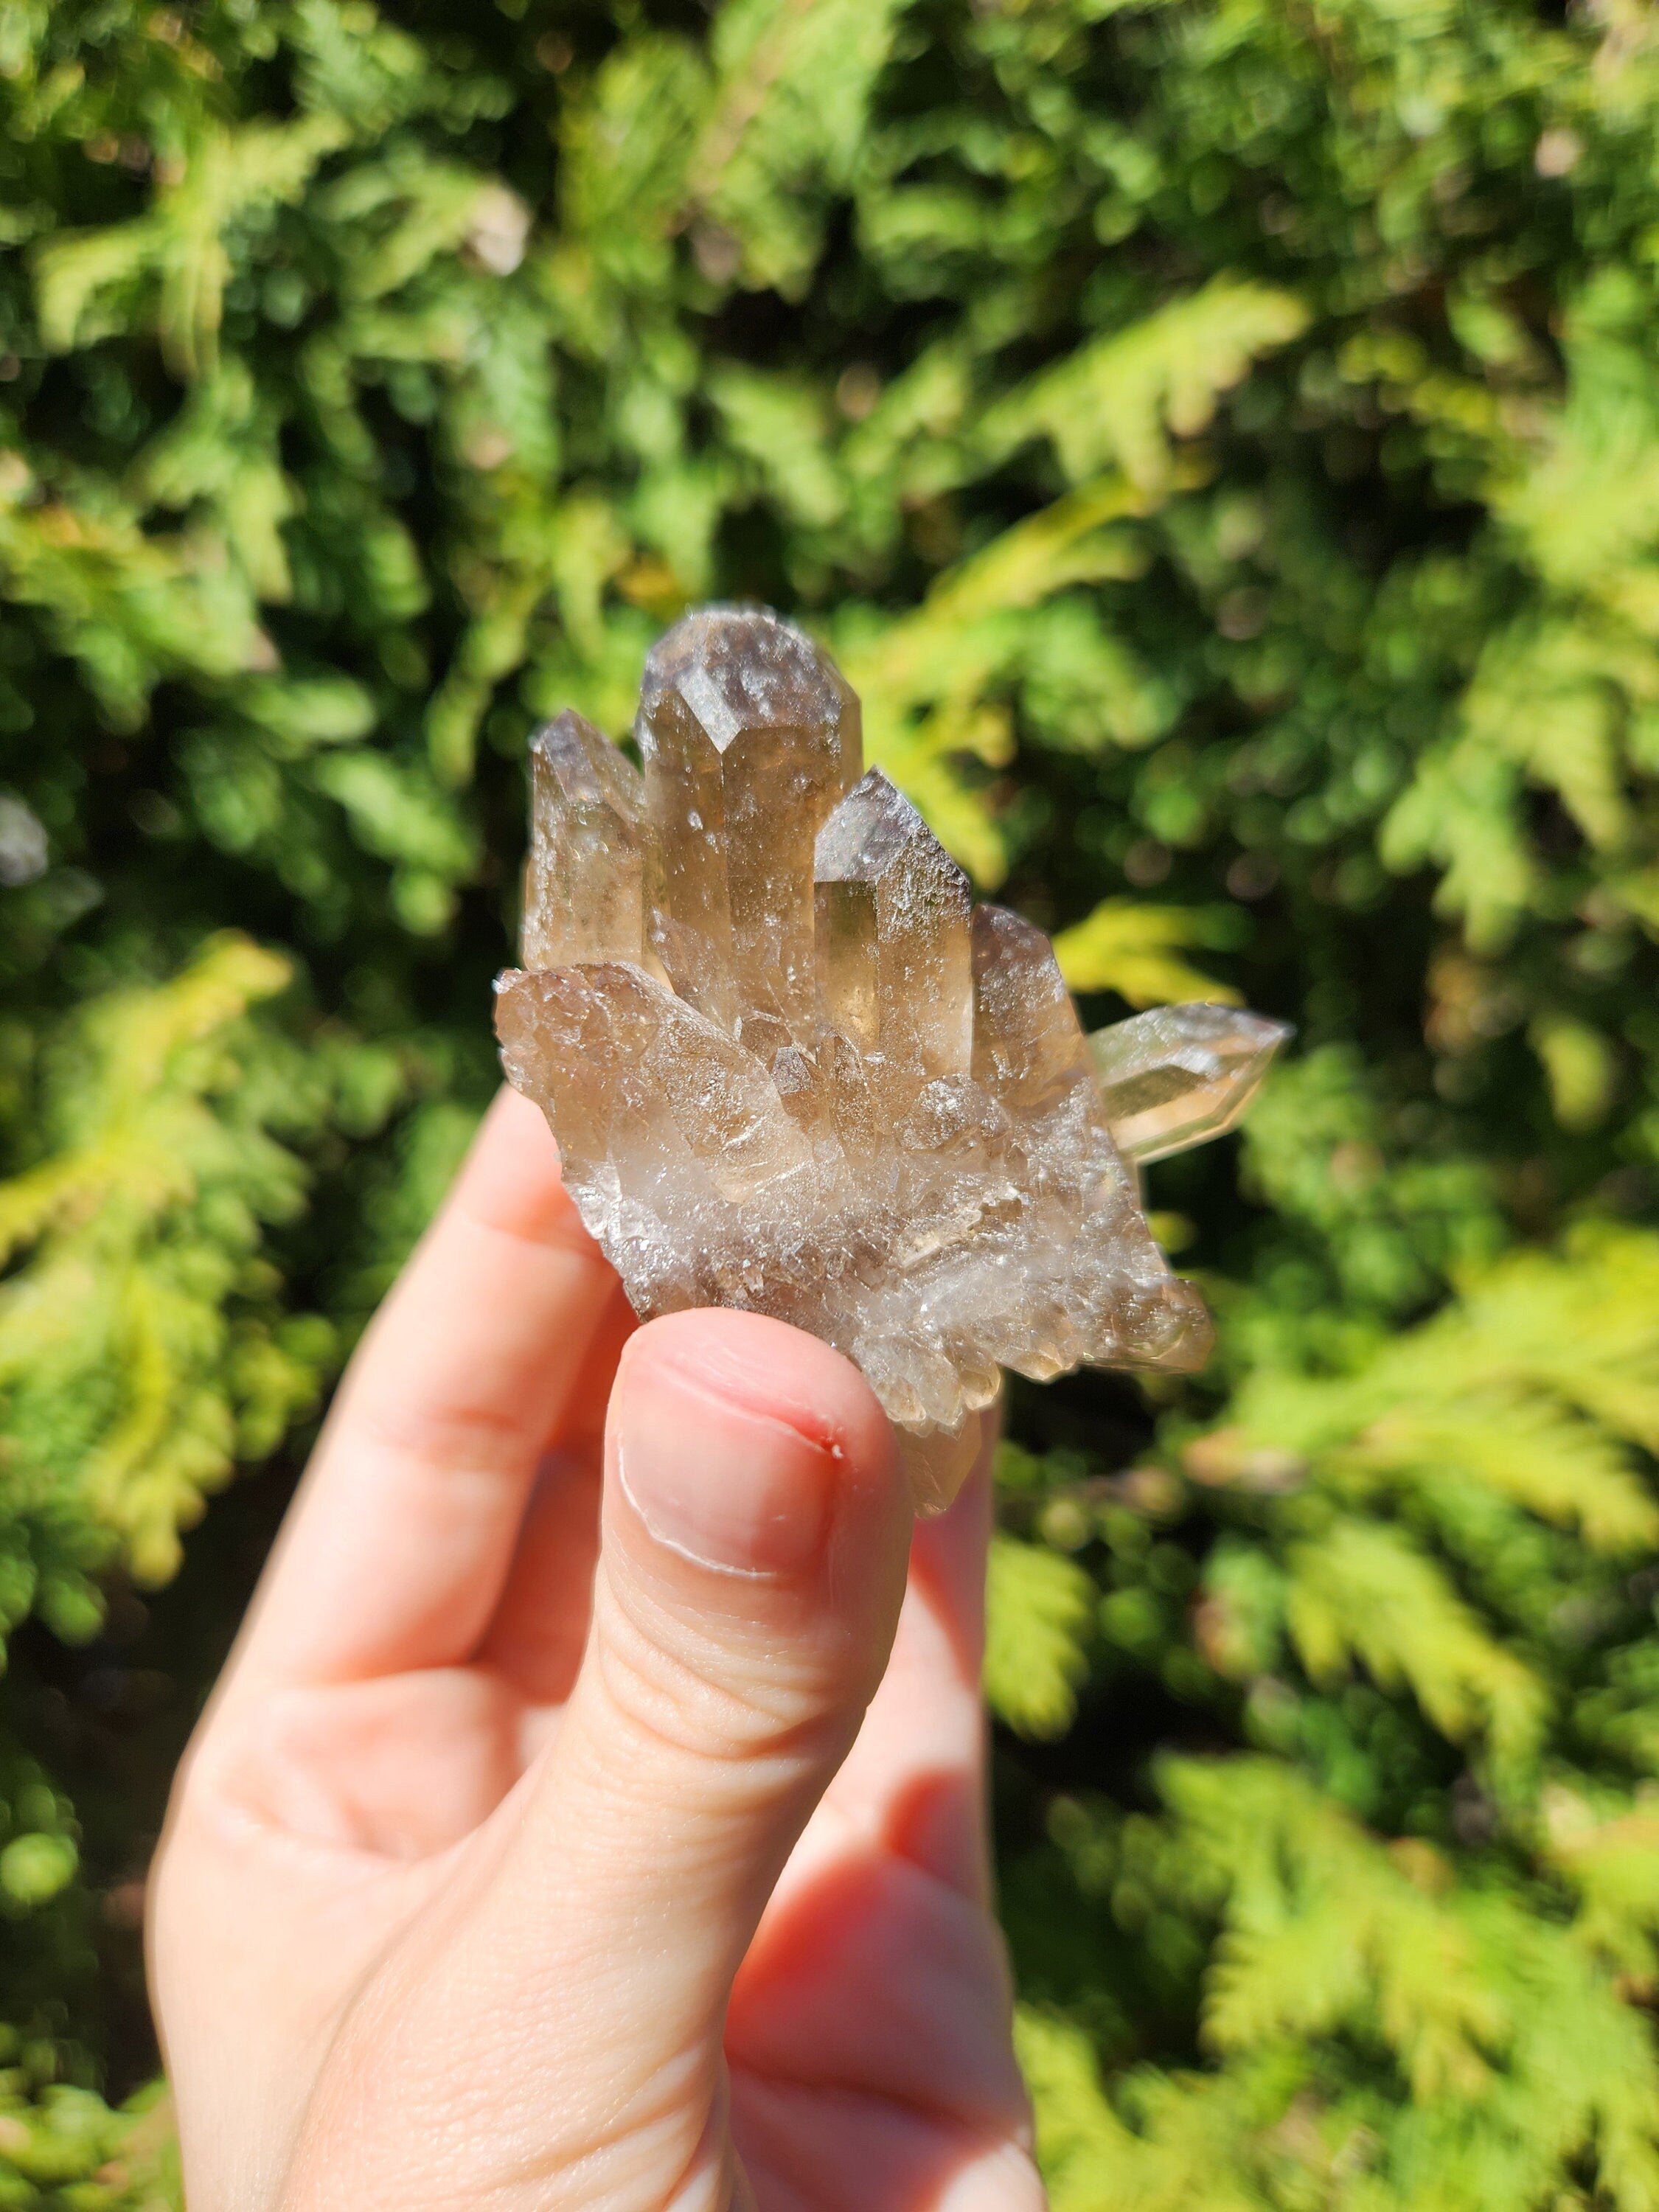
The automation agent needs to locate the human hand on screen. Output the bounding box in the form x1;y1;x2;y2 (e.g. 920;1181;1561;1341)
148;1088;1043;2212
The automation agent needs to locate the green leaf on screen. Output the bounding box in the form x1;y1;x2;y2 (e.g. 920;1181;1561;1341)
985;1534;1095;1739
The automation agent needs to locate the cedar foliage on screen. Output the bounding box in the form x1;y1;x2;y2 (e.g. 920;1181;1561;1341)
3;0;1659;2202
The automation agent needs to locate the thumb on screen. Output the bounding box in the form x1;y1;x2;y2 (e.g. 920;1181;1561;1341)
465;1311;911;2197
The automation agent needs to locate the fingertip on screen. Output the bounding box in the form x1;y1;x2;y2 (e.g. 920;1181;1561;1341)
477;1080;554;1157
909;1417;995;1619
611;1311;905;1582
456;1086;594;1250
626;1310;897;1475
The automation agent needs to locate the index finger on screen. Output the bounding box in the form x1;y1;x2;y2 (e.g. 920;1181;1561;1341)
231;1087;627;1692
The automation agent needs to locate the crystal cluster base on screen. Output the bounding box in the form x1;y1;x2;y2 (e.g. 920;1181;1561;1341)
496;608;1287;1512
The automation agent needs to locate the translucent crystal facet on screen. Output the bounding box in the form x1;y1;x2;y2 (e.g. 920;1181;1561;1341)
497;606;1288;1512
815;770;973;1110
1089;1002;1290;1165
521;710;650;971
639;605;859;1036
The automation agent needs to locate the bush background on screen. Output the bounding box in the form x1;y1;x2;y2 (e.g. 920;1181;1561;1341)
5;0;1659;2202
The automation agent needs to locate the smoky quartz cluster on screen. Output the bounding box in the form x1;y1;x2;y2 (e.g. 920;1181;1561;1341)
496;607;1286;1510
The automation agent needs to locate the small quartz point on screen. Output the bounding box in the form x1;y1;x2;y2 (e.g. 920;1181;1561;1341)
1089;1003;1291;1165
638;606;858;1035
522;710;649;970
496;606;1288;1514
815;770;973;1113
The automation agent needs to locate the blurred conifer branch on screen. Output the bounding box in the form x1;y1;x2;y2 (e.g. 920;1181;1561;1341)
1;0;1659;2201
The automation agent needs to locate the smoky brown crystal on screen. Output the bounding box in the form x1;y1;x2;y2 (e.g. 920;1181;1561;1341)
496;607;1288;1511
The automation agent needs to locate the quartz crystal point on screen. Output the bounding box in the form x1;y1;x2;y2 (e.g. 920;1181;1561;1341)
522;710;650;971
638;606;858;1034
1088;1003;1290;1166
495;606;1289;1513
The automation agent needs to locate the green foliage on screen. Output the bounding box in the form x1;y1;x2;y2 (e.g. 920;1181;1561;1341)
0;936;364;1593
1015;1758;1659;2211
1053;897;1242;1009
2;0;1659;2202
985;1531;1096;1741
999;1229;1659;2204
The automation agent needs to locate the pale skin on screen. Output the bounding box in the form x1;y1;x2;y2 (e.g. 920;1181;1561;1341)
148;1088;1046;2212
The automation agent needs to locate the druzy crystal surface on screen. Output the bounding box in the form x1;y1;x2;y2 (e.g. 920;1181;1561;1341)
496;608;1288;1511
